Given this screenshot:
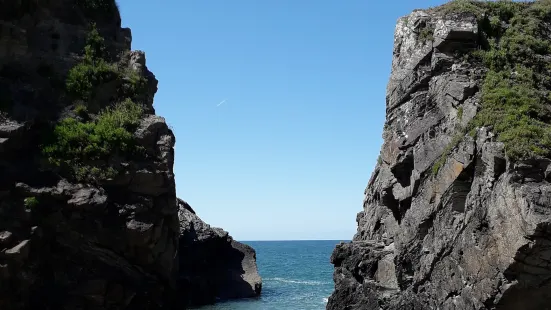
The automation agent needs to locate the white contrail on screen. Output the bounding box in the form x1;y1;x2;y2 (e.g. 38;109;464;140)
216;99;227;107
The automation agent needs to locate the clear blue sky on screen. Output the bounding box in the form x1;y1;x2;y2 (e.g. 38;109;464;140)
117;0;448;241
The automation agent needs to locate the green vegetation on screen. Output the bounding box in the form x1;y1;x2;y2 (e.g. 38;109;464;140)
432;131;466;175
436;0;486;16
43;24;149;183
43;99;143;182
435;0;524;18
118;67;148;100
66;26;118;100
84;25;108;60
24;197;39;208
419;25;435;43
432;0;551;176
74;103;88;118
66;26;147;103
469;0;551;160
457;106;464;121
66;59;117;100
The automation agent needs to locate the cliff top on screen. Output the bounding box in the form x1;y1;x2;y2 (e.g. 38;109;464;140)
395;0;551;164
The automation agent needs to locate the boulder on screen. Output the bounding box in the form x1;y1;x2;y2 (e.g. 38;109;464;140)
177;199;262;306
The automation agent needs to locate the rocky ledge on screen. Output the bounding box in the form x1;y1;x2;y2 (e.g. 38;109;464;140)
177;199;262;307
0;1;260;309
328;1;551;310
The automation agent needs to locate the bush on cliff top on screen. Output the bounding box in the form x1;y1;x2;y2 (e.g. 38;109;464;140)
66;26;147;104
470;1;551;160
432;0;551;174
436;0;486;16
436;0;527;18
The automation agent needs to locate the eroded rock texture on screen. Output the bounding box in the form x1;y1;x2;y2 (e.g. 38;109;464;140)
0;2;264;309
177;199;262;307
328;7;551;310
0;1;262;309
0;2;180;309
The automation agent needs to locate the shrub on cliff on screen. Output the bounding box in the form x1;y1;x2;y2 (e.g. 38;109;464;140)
84;25;109;60
24;197;39;208
46;25;151;182
43;99;144;182
66;60;118;100
66;26;147;104
436;0;526;18
469;3;551;161
118;68;148;101
418;25;434;43
66;27;117;100
432;0;551;174
437;0;485;16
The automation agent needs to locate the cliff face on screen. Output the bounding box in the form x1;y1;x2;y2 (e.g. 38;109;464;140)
0;1;178;309
328;2;551;310
0;1;260;309
177;199;262;307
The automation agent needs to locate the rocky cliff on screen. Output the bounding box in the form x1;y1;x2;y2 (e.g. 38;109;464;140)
177;199;262;307
0;1;260;309
328;1;551;310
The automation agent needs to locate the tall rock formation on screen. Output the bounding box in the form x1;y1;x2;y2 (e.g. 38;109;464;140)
328;1;551;309
0;1;260;309
0;1;179;309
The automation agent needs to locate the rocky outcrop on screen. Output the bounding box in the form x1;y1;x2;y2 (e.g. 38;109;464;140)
0;2;179;309
0;1;261;309
177;199;262;307
328;2;551;310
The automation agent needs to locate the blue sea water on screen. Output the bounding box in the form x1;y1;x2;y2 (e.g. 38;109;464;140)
193;240;346;310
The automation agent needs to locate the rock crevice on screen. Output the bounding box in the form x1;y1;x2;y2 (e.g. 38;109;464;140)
328;3;551;310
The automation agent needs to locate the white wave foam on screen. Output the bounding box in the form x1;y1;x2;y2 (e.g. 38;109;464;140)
323;297;329;303
264;277;331;285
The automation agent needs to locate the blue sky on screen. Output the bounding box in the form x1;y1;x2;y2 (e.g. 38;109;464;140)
117;0;448;241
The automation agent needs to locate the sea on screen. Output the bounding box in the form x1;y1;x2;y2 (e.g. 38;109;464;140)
192;240;347;310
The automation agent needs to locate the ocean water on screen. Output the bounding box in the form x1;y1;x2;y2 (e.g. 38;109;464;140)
193;240;346;310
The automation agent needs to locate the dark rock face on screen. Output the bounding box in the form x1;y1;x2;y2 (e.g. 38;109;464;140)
177;199;262;306
0;2;179;309
0;1;262;309
328;7;551;310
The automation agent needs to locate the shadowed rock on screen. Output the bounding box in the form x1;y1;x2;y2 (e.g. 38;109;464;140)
177;199;262;306
0;1;264;309
0;1;178;309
